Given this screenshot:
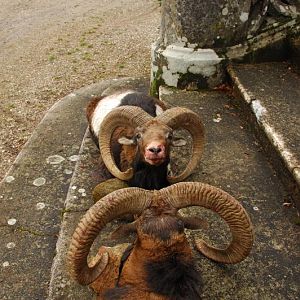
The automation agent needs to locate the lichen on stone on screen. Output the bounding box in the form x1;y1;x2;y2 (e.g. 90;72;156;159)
47;155;65;165
7;218;17;226
33;177;46;187
5;176;15;183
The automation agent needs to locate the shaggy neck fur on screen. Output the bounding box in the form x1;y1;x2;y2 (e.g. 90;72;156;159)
102;217;202;300
144;252;202;300
128;153;170;190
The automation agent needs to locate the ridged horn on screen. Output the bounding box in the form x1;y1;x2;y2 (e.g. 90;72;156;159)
99;106;153;180
161;182;254;264
156;107;205;183
68;187;152;285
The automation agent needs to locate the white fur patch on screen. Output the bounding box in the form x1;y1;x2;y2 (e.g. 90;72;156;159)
91;91;134;137
155;104;164;116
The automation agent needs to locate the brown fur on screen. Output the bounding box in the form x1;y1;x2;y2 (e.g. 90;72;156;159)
91;201;202;299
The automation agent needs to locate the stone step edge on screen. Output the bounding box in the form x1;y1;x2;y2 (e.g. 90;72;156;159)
227;65;300;211
47;128;92;300
47;77;151;299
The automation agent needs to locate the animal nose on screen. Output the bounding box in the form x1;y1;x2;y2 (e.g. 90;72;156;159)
148;147;162;154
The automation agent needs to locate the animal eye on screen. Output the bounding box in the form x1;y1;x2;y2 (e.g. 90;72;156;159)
167;132;173;140
135;133;142;140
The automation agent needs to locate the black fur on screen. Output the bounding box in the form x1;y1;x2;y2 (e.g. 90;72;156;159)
120;92;158;117
145;253;202;300
119;92;170;190
111;139;122;168
128;152;170;190
110;139;170;190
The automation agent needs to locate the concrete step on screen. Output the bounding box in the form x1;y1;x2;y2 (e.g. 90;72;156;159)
47;77;152;299
158;87;299;299
0;77;149;300
1;75;299;299
49;84;299;299
228;62;300;211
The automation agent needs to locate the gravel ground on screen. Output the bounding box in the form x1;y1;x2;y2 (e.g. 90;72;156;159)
0;0;161;180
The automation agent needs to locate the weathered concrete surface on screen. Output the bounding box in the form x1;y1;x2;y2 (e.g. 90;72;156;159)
0;77;149;299
290;36;300;73
228;62;300;211
48;130;135;300
48;130;101;300
160;87;300;299
49;84;299;299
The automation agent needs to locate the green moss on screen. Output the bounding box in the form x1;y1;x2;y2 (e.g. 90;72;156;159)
84;29;96;35
292;216;300;226
60;208;72;218
48;54;56;62
92;179;128;203
82;52;92;60
80;41;88;47
16;226;54;237
150;68;164;97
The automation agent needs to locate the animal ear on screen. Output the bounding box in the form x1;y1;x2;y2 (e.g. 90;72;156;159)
171;137;187;147
118;136;136;145
110;222;137;240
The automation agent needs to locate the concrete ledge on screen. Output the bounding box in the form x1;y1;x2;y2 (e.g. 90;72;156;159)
0;77;149;299
226;19;300;61
159;87;299;299
228;63;300;211
47;129;96;300
47;77;150;299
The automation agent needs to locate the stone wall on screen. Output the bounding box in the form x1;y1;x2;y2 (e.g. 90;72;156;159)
151;0;300;95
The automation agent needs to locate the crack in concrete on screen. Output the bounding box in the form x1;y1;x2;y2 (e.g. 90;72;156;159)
15;226;58;237
60;208;88;216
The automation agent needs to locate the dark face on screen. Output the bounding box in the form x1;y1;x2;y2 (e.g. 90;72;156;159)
136;203;185;243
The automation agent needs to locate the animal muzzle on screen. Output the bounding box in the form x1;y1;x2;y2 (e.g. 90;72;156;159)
144;143;166;165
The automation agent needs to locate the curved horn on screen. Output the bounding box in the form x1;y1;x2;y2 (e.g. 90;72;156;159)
161;182;254;264
156;107;205;183
99;106;153;180
68;187;152;285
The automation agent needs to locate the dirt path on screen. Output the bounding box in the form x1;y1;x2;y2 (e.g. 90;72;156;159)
0;0;161;180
